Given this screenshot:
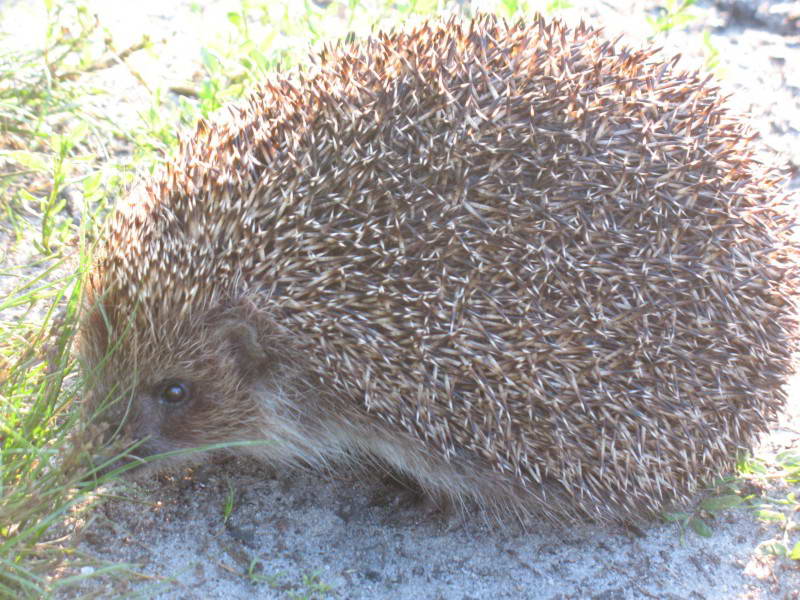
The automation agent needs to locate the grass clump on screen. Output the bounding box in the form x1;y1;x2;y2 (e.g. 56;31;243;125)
646;0;697;36
0;1;136;596
0;262;113;598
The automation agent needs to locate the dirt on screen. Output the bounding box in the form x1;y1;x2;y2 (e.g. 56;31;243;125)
2;0;799;598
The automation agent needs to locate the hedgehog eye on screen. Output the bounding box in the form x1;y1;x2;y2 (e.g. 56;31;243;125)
158;380;190;405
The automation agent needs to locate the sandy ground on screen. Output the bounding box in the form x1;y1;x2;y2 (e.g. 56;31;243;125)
2;0;800;598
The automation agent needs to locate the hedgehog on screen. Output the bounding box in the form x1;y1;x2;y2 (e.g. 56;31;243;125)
79;13;800;524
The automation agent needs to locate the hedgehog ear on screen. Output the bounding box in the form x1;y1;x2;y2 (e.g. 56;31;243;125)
214;319;271;374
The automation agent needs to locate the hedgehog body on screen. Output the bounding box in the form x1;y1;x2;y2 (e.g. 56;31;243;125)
81;14;799;523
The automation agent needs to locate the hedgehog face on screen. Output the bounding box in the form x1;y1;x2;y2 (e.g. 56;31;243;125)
80;297;276;472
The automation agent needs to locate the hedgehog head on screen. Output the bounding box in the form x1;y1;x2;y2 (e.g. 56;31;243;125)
79;154;286;464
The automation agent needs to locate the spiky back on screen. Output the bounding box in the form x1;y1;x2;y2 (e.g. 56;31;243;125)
88;13;799;519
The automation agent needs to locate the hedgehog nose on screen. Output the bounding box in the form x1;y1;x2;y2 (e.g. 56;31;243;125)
84;447;149;481
82;430;157;481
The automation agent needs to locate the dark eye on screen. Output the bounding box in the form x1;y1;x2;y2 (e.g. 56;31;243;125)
158;380;190;405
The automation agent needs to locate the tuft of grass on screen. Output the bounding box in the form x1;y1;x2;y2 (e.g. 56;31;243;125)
663;479;748;539
739;452;800;564
498;0;572;17
0;1;141;596
701;29;724;75
222;479;236;524
245;558;282;586
0;249;131;597
662;451;800;558
242;558;333;599
647;0;698;37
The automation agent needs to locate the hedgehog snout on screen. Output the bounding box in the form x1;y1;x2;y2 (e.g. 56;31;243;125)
84;392;174;478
